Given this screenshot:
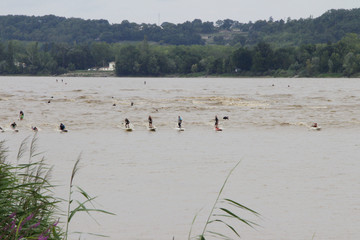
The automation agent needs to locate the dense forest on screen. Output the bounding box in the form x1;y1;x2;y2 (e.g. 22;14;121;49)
1;8;360;77
1;8;360;47
2;33;360;77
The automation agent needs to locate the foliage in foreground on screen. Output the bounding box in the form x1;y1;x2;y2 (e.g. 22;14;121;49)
0;135;114;239
0;136;61;239
189;161;260;240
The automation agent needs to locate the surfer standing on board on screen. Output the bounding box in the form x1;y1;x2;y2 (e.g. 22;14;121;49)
125;118;130;128
215;115;219;129
19;111;24;120
178;116;182;128
148;115;153;128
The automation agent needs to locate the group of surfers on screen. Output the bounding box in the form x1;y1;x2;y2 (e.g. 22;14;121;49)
3;110;319;132
123;115;227;131
3;111;224;133
0;111;67;132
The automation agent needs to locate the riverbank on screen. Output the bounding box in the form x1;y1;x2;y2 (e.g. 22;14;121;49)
0;70;356;78
59;70;116;77
57;70;352;78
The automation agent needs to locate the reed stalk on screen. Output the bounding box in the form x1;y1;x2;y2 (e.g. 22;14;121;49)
191;160;260;240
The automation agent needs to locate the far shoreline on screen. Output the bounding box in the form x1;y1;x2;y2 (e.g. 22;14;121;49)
0;70;355;78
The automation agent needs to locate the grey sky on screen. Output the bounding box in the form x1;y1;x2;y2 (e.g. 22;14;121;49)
1;0;358;24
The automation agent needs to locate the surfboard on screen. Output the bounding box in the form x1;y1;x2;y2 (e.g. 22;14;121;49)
124;127;133;132
310;126;321;131
175;127;185;131
148;126;156;131
215;127;223;131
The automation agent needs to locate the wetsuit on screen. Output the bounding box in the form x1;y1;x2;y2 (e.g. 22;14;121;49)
148;116;153;127
178;116;182;128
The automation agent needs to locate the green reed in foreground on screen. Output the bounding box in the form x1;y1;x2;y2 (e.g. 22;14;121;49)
64;156;115;240
189;161;260;240
0;136;62;239
0;135;114;240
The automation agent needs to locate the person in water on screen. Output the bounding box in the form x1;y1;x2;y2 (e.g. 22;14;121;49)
311;122;318;128
59;123;65;131
32;126;38;132
148;115;153;128
11;122;17;129
125;118;130;128
178;116;182;128
19;111;24;120
215;115;219;129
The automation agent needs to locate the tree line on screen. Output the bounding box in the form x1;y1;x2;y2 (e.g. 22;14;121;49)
2;33;360;77
116;34;360;77
2;8;360;47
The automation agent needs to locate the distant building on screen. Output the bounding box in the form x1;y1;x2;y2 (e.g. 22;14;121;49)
99;61;115;71
14;61;26;68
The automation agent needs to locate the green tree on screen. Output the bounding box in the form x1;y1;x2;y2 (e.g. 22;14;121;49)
91;42;113;67
6;41;16;73
231;47;252;71
115;45;140;75
252;42;274;72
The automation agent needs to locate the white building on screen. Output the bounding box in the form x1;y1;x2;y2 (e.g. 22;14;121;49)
99;61;115;71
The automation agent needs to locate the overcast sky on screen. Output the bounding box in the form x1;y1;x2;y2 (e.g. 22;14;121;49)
1;0;358;24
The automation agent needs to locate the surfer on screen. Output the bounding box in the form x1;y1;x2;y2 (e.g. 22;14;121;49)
311;122;318;128
178;116;182;128
59;123;66;131
215;115;219;129
32;126;38;132
19;111;24;120
148;115;153;128
125;118;130;128
10;122;17;129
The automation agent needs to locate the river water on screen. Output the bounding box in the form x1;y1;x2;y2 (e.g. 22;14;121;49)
1;77;360;240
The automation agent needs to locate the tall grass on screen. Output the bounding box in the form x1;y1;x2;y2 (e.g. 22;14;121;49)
0;135;114;239
64;156;115;239
0;135;62;239
190;161;260;240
